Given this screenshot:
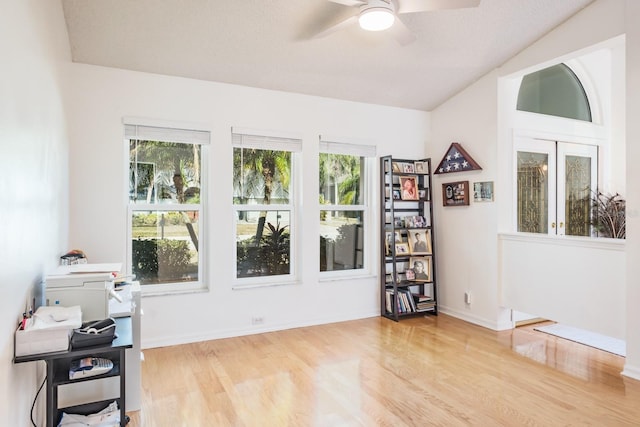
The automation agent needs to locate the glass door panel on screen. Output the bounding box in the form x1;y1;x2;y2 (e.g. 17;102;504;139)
514;137;556;235
517;152;549;233
557;143;598;236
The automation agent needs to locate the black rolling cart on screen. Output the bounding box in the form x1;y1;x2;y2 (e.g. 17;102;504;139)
15;317;133;426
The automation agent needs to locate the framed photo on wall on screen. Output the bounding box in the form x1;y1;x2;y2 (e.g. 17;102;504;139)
442;181;470;206
473;181;494;202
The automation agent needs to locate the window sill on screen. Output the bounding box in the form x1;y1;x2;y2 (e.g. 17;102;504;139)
141;285;209;298
498;232;625;251
232;280;300;290
319;273;376;283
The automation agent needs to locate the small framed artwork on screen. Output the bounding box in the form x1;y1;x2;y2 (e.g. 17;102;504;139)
392;162;402;173
399;176;419;200
414;161;427;174
392;189;401;200
408;229;432;255
473;181;494;202
384;232;393;255
405;268;416;281
403;163;415;173
418;189;427;200
409;257;432;282
442;181;470;206
394;242;410;256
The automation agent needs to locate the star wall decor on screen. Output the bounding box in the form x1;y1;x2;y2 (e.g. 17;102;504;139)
434;142;482;174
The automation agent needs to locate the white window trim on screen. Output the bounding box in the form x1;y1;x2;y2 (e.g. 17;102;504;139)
232;128;301;288
125;119;209;295
319;137;376;279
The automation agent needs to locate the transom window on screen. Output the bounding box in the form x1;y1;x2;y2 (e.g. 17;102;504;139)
517;63;592;122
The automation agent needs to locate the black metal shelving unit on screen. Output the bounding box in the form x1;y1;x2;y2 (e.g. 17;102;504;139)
380;155;438;321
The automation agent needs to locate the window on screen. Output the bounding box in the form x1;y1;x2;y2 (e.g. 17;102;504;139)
319;139;375;273
515;137;597;236
514;63;601;237
232;128;301;283
126;121;208;292
517;63;592;122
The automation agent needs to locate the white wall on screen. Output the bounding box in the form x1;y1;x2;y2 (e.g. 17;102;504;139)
64;64;430;348
430;73;511;330
0;1;71;425
623;0;640;380
430;0;627;333
430;0;640;379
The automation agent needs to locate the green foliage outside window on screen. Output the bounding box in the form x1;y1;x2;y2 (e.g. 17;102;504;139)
132;238;195;284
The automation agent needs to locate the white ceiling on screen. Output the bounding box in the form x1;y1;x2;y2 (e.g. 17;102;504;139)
61;0;594;111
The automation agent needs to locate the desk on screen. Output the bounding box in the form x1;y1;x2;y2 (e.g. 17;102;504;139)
15;317;133;426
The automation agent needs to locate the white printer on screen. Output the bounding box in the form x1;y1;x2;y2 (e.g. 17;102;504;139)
45;263;123;321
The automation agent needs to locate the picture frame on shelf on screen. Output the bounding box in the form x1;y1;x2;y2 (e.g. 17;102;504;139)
414;161;427;174
418;189;427;200
392;162;402;173
395;242;410;256
385;232;392;255
405;268;416;281
442;180;470;206
400;176;419;200
408;229;432;255
409;256;432;282
473;181;494;202
392;189;401;200
403;163;415;173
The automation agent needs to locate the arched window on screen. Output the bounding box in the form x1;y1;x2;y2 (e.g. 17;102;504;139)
517;63;592;122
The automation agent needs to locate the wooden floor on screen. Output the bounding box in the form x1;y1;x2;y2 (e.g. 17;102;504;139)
126;314;640;426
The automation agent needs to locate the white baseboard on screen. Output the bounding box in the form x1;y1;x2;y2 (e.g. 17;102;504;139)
141;310;380;349
438;305;513;331
622;364;640;381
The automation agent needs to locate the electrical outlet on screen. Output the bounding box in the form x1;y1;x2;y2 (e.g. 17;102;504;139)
464;291;472;304
251;316;265;325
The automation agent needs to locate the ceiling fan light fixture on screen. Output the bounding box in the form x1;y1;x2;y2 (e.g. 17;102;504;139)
358;8;395;31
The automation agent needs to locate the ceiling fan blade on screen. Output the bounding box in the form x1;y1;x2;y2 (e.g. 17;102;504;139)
327;0;367;6
313;15;359;39
388;17;416;45
396;0;481;14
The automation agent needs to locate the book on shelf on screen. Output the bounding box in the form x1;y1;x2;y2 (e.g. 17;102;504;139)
386;288;420;314
412;293;433;303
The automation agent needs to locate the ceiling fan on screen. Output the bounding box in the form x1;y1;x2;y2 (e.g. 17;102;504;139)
314;0;481;45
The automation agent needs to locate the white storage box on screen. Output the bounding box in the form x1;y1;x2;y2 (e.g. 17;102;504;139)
15;327;72;357
14;305;82;357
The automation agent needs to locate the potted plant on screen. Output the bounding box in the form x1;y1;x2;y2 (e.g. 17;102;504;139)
591;191;626;239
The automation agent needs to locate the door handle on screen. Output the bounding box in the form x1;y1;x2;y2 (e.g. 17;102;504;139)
551;222;556;228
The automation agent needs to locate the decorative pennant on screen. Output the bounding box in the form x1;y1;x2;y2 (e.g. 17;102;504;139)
434;142;482;174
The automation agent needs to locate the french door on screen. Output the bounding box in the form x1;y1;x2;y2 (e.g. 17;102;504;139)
515;137;597;236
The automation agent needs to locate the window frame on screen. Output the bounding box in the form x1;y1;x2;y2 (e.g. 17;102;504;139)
513;135;599;237
318;138;376;279
231;127;302;288
124;118;209;295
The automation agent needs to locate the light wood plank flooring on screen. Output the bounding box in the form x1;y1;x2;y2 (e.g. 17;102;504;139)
126;314;640;426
